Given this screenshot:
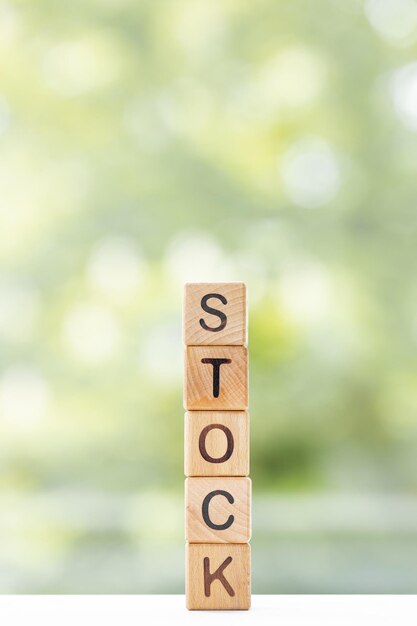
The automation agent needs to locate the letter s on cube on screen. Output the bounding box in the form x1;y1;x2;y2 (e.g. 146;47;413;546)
183;282;247;346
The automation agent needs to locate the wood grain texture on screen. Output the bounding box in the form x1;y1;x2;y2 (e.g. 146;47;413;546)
184;346;248;410
183;282;247;346
185;477;251;543
184;411;249;477
186;543;251;610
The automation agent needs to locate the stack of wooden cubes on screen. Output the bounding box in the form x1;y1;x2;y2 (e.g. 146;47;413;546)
183;282;251;610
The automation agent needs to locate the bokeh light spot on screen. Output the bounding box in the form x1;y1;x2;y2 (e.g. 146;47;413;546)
164;232;236;284
0;365;51;430
139;320;182;385
62;302;122;364
41;38;120;97
0;281;41;343
87;236;146;304
257;46;326;114
277;262;333;326
365;0;417;47
391;62;417;130
280;138;341;208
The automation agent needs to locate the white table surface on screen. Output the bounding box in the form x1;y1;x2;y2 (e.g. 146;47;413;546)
1;595;416;626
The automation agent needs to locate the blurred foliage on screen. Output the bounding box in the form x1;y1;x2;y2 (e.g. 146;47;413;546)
0;0;417;593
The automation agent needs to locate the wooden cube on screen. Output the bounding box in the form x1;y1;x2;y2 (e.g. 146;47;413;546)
184;411;249;477
183;283;247;346
186;543;250;610
184;346;248;410
185;477;251;543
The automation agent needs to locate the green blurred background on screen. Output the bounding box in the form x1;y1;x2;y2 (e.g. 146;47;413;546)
1;0;417;594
